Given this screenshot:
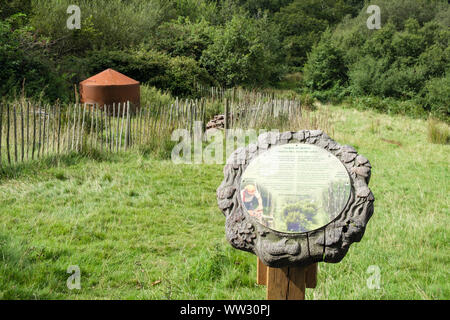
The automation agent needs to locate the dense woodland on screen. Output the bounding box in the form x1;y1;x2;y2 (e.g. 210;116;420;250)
0;0;449;120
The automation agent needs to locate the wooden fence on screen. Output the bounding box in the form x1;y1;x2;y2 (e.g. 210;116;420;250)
0;99;206;167
0;88;304;168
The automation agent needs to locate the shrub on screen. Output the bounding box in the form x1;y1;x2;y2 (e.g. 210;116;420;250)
274;0;357;69
418;44;450;79
0;15;69;101
309;2;450;119
151;17;214;61
167;55;215;96
140;85;174;108
85;49;213;97
86;49;170;88
0;0;32;19
422;75;450;120
302;30;347;95
346;96;427;118
30;0;171;54
427;118;450;145
200;13;285;87
348;56;389;97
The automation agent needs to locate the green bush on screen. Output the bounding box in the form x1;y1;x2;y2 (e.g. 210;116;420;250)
422;75;450;120
0;15;69;101
151;17;214;61
172;0;217;22
85;49;213;97
200;13;285;87
0;0;32;19
140;85;174;108
86;49;170;88
302;30;347;94
30;0;171;54
346;96;427;118
167;55;215;96
304;1;450;119
274;0;357;69
349;56;428;99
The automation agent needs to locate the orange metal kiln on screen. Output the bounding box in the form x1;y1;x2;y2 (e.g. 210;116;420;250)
80;69;140;113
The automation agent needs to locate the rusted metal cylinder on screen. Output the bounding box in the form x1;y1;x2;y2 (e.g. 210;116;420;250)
80;69;140;113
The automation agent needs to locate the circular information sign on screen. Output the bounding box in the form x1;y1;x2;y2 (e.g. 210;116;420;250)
240;143;351;234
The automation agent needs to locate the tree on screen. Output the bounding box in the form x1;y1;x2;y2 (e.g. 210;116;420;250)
151;17;214;61
0;0;32;19
274;0;355;69
302;30;347;92
200;13;285;87
0;15;68;101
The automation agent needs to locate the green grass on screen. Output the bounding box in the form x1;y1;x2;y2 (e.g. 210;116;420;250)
0;105;448;299
427;118;450;145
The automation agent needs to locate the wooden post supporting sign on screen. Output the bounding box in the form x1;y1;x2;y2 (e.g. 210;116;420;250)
257;258;317;300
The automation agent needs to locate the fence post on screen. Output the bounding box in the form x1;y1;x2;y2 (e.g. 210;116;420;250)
71;104;77;151
13;104;18;163
0;103;3;167
202;98;206;133
46;104;50;155
77;103;82;152
224;98;229;130
125;102;130;151
6;104;11;164
95;105;99;150
119;102;125;151
139;105;143;145
80;104;86;151
116;103;121;152
108;105;113;151
32;104;36;160
52;104;56;154
145;105;151;144
42;104;46;157
99;108;105;152
65;104;70;152
57;105;61;154
46;104;51;156
20;103;24;162
26;102;30;160
104;105;108;152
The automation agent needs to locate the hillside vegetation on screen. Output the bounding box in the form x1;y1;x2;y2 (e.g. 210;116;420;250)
0;0;448;120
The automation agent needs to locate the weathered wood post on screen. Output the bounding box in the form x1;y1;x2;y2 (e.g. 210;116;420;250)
57;105;61;154
13;104;18;163
125;102;130;150
6;104;11;164
217;130;374;300
0;103;3;167
20;103;24;162
224;98;229;130
257;258;318;300
32;103;36;160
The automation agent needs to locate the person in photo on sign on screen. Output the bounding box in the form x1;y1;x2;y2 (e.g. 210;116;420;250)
242;184;264;219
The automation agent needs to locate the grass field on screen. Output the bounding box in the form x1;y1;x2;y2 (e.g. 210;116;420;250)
0;105;448;299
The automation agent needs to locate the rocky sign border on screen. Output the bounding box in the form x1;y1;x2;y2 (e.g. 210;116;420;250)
217;130;374;267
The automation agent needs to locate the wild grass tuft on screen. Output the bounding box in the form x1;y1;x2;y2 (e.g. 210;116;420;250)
427;117;449;145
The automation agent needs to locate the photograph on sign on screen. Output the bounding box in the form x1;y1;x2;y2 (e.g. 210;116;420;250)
240;144;351;233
